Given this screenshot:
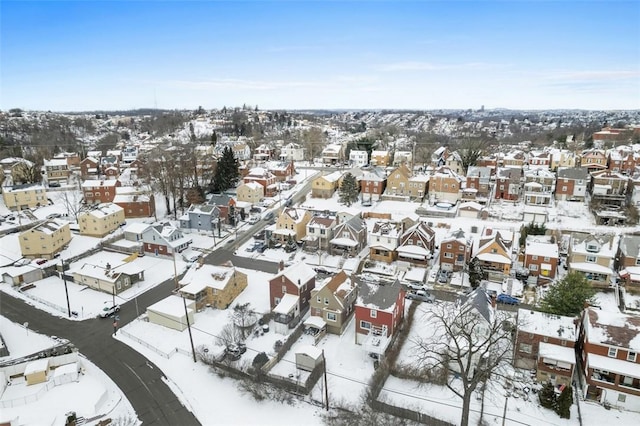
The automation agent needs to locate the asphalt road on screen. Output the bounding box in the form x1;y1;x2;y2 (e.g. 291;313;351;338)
0;277;200;426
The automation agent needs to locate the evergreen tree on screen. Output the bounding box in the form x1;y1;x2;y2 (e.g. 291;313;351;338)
468;257;483;288
519;222;547;246
539;382;556;410
338;172;359;206
556;385;572;419
540;272;596;316
213;146;239;192
211;131;218;146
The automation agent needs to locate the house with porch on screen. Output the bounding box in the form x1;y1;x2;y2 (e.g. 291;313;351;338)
475;227;513;282
80;156;100;179
439;228;472;272
349;150;369;167
113;186;156;218
360;166;387;202
523;168;555;206
274;207;311;243
269;262;316;334
579;149;608;173
384;164;412;199
578;307;640;411
44;158;70;183
328;215;367;257
178;262;247;311
236;181;264;204
368;219;404;263
305;215;336;251
353;275;405;360
465;166;493;201
72;261;144;295
280;142;305;162
370;150;390;167
321;144;343;164
590;170;630;208
567;232;615;290
514;309;577;387
523;236;559;283
266;161;295;182
242;167;278;197
310;271;357;335
396;221;435;266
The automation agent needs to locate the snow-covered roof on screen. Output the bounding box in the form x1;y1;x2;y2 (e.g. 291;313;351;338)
296;345;323;360
396;245;430;256
24;358;49;375
123;222;150;234
273;293;299;314
147;295;193;318
587;353;639;377
538;342;576;365
476;252;511;264
329;237;358;247
525;241;558;258
517;309;576;340
569;262;612;275
273;262;316;287
179;264;236;292
81;203;123;219
584;308;640;351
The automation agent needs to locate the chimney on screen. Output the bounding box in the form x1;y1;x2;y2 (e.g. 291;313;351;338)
106;262;111;271
486;228;492;236
279;260;285;271
490;294;497;309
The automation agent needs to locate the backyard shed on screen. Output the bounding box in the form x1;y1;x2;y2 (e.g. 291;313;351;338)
24;358;49;385
295;345;324;372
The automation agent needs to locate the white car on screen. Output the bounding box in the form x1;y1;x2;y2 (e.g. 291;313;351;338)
99;303;121;318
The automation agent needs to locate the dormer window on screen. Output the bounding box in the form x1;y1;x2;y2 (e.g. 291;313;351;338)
586;243;599;253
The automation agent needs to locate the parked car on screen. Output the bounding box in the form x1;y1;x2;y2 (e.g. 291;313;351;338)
99;302;121;318
248;215;259;224
406;290;436;303
405;282;426;292
256;243;267;253
496;294;520;305
13;258;32;266
48;182;61;188
437;271;449;284
263;211;275;221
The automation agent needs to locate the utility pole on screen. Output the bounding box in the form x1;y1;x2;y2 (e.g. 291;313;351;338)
182;295;197;363
61;258;71;318
322;349;329;411
112;287;118;335
172;250;179;289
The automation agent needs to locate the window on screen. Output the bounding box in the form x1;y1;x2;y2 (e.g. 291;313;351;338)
622;376;634;386
544;256;550;262
316;296;321;303
274;297;281;305
532;255;538;260
360;320;371;330
627;351;637;362
370;309;377;318
326;312;337;322
324;298;329;305
529;264;538;271
618;394;626;403
499;185;505;190
282;285;287;294
444;252;453;259
608;347;618;358
519;343;532;354
586;255;597;263
447;244;452;249
562;186;567;192
636;258;640;266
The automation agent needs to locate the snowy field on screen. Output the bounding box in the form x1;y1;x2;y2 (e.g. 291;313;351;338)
0;316;137;425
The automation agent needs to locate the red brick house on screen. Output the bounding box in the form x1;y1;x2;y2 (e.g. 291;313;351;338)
113;186;156;218
269;262;316;334
494;167;522;201
555;167;589;201
615;234;640;293
523;237;559;282
80;156;100;179
81;179;121;205
354;275;405;359
514;309;577;386
360;166;387;202
578;308;640;410
266;161;296;182
243;167;278;197
439;228;472;272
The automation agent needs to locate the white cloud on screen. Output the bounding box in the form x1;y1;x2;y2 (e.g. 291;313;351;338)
377;61;504;72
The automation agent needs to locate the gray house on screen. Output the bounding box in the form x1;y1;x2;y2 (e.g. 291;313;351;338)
329;216;367;257
179;204;221;233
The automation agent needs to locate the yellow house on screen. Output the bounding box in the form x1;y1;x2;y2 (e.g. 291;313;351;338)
475;228;513;280
79;203;125;237
274;208;311;242
370;150;391;167
311;171;342;198
19;219;72;259
178;263;248;310
2;185;48;210
236;182;264;204
384;164;412;197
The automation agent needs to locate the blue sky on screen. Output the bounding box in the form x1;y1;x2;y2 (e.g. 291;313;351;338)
1;1;639;111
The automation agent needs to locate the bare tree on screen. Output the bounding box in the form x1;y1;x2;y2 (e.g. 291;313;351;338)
12;160;42;185
412;298;515;426
230;303;258;340
301;127;326;161
59;190;85;221
456;138;488;174
215;323;243;348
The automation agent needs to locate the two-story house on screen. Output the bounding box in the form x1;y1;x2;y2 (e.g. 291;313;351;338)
310;271;357;335
502;150;526;168
396;221;435;266
82;179;122;205
274;208;311;243
19;219;72;260
321;144;344;164
305;215;336;251
78;203;126;237
179;262;248;310
253;143;275;162
555;167;589;201
392;151;413;167
329;215;367;257
370;150;390;167
266;161;296;182
360;166;387;202
523;236;559;283
279;142;305;162
527;151;552;169
236;182;264;204
523;168;555;206
269;262;316;334
590;170;630;208
579;149;608;173
439;228;472;272
384;164;412;199
568;232;615;289
428;166;463;204
354;275;405;360
311;171;343;199
615;234;640;293
444;151;464;175
179;204;221;234
578;308;640;411
514;309;577;386
475;228;513;281
349;150;369;167
113;186;156;219
80;156;100;180
242;167;278;197
44;158;70;184
494;167;522;201
2;184;48;211
465;166;493;201
368;219;404;263
549;148;577;171
141;223;192;256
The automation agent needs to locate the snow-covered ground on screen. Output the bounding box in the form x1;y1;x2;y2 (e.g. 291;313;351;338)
0;316;137;425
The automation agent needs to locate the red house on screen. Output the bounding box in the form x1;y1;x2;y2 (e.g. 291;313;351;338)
360;166;387;202
354;275;405;360
113;186;156;218
243;167;278;197
81;179;121;205
268;262;316;334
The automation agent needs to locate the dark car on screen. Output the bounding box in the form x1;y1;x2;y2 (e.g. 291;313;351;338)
496;294;520;305
48;182;61;188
